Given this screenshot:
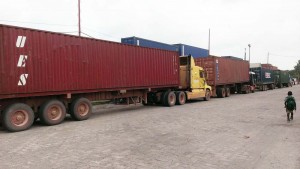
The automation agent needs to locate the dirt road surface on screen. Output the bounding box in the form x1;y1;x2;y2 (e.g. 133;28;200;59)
1;85;300;169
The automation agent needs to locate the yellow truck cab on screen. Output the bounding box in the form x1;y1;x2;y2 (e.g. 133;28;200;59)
179;55;212;101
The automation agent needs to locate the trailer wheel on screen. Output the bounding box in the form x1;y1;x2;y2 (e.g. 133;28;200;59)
70;98;92;121
164;91;176;107
2;103;34;132
225;88;230;97
217;87;226;98
204;90;211;101
176;91;186;105
39;100;66;125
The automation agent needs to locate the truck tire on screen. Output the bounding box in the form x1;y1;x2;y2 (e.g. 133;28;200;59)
217;87;226;98
204;90;211;101
164;91;176;107
70;98;92;121
225;87;230;97
2;103;34;132
262;85;267;91
176;91;186;105
246;88;250;94
39;100;66;125
161;91;168;105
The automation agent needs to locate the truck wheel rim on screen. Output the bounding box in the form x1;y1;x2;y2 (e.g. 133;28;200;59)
180;94;185;102
77;102;89;116
47;105;62;121
170;95;175;103
206;92;210;99
11;110;29;126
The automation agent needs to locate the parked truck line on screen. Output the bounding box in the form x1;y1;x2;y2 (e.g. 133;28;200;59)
0;24;211;132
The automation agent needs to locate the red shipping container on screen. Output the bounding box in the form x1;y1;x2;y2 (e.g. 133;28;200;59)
195;56;250;95
0;24;180;99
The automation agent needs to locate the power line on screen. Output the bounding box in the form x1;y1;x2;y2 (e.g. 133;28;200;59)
58;31;78;34
269;53;298;58
81;32;95;38
82;26;120;39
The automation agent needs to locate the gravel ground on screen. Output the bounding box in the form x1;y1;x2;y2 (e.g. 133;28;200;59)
0;85;300;169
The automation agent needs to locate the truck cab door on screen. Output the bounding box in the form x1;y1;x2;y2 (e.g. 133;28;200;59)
190;67;205;89
199;70;206;88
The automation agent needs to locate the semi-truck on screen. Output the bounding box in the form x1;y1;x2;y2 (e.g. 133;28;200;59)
194;56;255;98
250;63;275;91
274;70;292;88
0;24;211;132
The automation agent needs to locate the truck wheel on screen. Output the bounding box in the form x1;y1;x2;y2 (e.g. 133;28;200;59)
217;88;226;98
164;91;176;107
70;98;92;121
204;90;211;101
2;103;34;132
176;91;186;105
161;92;168;105
262;85;267;91
39;100;66;125
225;88;230;97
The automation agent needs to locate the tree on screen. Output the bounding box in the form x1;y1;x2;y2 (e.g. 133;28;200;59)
293;60;300;81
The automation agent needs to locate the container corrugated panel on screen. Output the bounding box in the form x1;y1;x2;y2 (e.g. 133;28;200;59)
0;25;179;99
121;37;178;52
250;67;274;84
194;56;250;86
174;44;209;58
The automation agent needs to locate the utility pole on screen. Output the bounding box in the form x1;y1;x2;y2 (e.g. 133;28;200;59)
244;48;246;60
248;44;251;63
208;28;210;56
267;52;269;64
78;0;81;37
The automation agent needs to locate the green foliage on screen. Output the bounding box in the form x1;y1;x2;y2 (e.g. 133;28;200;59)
292;60;300;80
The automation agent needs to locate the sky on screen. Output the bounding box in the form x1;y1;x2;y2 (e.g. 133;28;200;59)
0;0;299;70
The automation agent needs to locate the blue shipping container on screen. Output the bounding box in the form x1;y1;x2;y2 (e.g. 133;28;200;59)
173;44;209;58
121;37;178;52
